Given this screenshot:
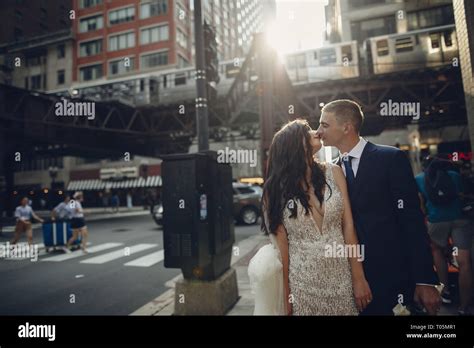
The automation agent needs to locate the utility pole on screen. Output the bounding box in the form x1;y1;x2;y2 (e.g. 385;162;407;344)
193;0;209;151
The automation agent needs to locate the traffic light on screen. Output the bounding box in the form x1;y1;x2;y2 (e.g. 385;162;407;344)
203;22;220;84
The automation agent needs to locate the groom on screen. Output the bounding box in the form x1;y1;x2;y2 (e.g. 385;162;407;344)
316;99;441;315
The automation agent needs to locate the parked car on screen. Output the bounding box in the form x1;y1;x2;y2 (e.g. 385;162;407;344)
151;183;262;227
232;183;262;225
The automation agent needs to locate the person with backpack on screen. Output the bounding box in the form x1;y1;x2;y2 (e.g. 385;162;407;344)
416;157;473;315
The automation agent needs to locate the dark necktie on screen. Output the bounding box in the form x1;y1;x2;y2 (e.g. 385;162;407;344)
342;155;355;191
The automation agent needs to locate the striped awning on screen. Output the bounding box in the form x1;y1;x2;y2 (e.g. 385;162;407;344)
66;175;162;191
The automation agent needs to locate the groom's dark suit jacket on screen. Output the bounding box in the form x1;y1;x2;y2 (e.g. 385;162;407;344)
335;141;438;315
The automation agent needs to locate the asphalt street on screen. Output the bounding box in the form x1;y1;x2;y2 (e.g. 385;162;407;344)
0;215;260;315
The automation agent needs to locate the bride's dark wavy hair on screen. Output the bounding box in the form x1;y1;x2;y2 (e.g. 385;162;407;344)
261;119;331;235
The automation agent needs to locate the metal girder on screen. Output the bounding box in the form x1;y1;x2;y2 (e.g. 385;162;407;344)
294;67;466;136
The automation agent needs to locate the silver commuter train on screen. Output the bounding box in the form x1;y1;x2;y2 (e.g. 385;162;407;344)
284;41;360;84
283;24;458;83
366;24;457;75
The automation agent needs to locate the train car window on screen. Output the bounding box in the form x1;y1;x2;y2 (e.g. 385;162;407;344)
444;31;453;47
286;56;296;69
395;37;414;53
175;73;186;86
430;33;441;49
341;45;353;62
296;54;306;68
376;40;389;56
320;48;337;66
150;79;157;93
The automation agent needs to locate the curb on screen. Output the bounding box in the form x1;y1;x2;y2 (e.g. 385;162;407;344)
1;210;151;234
129;233;268;316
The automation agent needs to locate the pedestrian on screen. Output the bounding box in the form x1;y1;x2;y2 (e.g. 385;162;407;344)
111;193;119;213
11;197;44;245
51;194;73;221
126;191;133;209
416;157;473;315
66;192;88;254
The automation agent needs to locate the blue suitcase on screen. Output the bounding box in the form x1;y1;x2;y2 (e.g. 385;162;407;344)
42;220;81;252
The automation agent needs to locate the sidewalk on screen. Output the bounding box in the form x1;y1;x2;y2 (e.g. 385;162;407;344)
130;231;460;316
130;233;270;316
0;207;150;234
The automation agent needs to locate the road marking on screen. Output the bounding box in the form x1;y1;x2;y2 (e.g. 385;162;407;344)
124;250;164;267
80;244;157;264
41;243;123;262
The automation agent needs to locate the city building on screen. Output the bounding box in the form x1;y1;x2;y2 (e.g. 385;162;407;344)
0;30;74;92
68;0;274;88
72;0;193;84
325;0;455;44
453;0;474;167
192;0;275;62
0;0;72;44
0;0;277;202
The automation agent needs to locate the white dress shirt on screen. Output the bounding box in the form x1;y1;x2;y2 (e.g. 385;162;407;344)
339;137;367;177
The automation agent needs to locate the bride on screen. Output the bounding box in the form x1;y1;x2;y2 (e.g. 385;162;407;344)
248;119;372;315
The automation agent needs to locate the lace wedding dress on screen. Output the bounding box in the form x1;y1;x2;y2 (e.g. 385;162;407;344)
249;163;358;315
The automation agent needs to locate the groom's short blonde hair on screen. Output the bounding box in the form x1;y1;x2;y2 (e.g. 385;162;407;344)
322;99;364;133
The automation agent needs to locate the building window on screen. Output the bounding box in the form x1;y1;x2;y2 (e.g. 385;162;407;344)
57;70;65;85
24;77;28;89
350;15;396;43
31;75;41;90
79;64;103;81
140;25;169;45
109;6;135;26
141;51;168;68
79;39;102;57
109;58;135;76
109;32;135;51
176;3;185;21
348;0;387;9
79;15;103;33
79;0;102;9
407;5;454;31
177;55;189;68
174;73;186;85
57;44;65;59
176;28;187;48
140;0;168;19
26;56;42;67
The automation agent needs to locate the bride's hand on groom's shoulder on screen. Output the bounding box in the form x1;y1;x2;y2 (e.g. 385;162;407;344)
353;278;373;312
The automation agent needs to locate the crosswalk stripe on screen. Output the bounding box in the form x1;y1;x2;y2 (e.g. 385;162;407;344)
124;250;164;267
41;243;123;262
80;244;157;265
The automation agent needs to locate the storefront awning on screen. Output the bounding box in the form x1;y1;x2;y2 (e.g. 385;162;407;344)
66;175;162;191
